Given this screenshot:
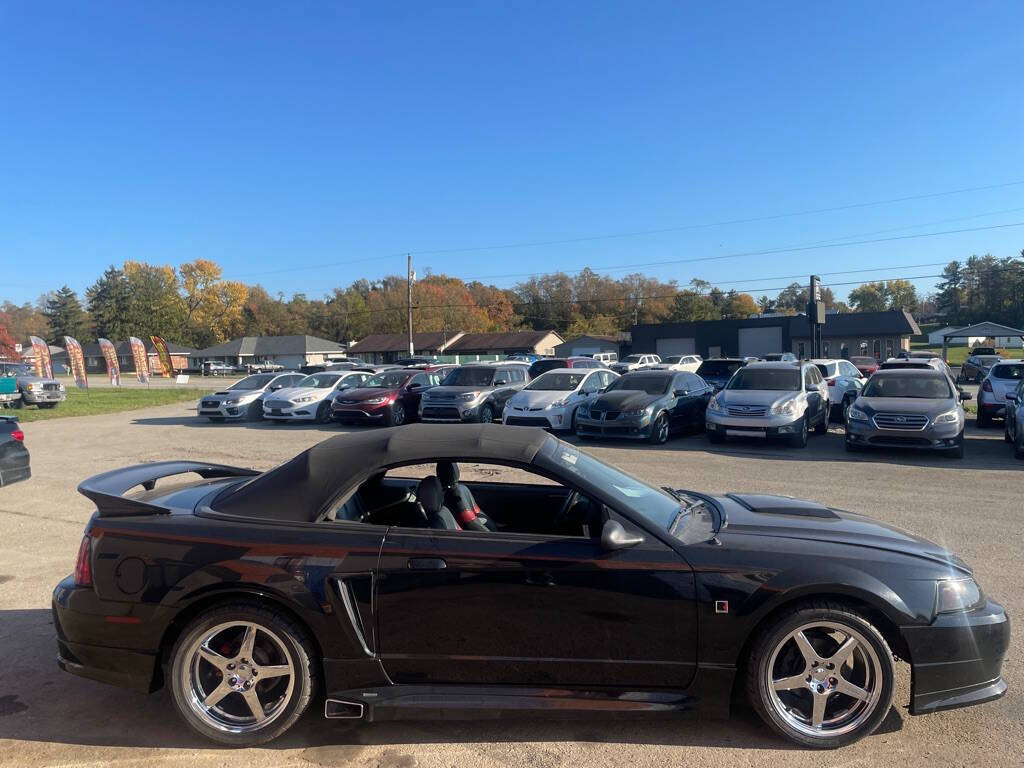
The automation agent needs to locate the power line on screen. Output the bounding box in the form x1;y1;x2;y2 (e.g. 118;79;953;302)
223;179;1024;282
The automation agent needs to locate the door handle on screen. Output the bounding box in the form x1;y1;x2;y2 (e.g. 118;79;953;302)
407;557;447;571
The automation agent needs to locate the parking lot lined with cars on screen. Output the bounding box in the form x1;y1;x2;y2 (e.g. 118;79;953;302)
0;385;1019;768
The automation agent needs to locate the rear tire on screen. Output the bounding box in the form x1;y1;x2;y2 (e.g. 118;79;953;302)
168;602;318;747
746;601;895;749
814;409;828;435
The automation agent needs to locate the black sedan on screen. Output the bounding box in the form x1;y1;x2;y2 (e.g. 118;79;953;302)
0;414;30;486
575;370;712;443
53;425;1008;748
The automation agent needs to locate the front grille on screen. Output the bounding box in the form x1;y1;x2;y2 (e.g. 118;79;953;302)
873;412;929;431
727;405;768;417
422;406;462;420
505;416;549;427
201;400;219;408
264;400;290;409
868;435;932;446
43;383;61;391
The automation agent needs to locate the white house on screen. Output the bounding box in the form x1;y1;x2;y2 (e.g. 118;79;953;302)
928;326;1023;349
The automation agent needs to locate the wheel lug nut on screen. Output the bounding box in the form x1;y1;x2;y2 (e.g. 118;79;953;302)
817;685;824;693
227;663;235;670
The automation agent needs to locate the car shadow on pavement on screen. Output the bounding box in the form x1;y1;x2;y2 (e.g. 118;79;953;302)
130;415;354;432
0;609;904;751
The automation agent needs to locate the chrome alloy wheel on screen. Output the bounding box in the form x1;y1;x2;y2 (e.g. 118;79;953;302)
182;621;295;734
766;621;883;738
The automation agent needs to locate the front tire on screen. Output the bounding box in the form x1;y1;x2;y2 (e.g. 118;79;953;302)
478;403;494;423
649;413;669;444
790;415;809;448
246;400;263;422
746;601;895;749
814;408;828;435
315;401;332;424
169;603;318;747
388;401;407;427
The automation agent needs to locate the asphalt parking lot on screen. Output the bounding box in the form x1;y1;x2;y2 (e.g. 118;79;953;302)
0;399;1020;768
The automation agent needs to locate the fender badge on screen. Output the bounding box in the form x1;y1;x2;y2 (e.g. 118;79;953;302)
715;600;729;614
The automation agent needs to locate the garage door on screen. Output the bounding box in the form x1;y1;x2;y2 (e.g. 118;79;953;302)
655;337;696;356
571;346;601;356
738;326;783;358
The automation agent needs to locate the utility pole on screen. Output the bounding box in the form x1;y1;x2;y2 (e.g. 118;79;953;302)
407;253;414;356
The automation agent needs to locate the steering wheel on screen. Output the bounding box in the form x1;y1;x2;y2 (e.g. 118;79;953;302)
554;490;581;531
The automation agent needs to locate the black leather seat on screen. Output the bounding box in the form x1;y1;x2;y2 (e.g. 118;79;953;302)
437;462;495;532
416;476;460;530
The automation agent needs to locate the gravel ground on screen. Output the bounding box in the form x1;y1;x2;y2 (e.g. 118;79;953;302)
0;400;1019;768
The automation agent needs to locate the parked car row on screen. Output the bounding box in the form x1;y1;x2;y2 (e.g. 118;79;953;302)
0;362;66;409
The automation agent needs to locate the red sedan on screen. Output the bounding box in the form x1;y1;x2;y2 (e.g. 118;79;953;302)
849;356;880;377
331;369;441;426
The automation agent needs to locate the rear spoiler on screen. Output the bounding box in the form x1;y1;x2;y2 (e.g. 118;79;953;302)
78;460;260;517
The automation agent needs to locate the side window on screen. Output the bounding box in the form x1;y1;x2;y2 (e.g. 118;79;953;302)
683;372;702;390
803;367;815;389
409;373;428;388
514;367;526;382
672;373;688;392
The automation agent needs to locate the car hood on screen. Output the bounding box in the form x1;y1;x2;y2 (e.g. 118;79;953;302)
854;397;953;414
205;388;263;400
589;390;662;411
17;375;59;385
510;389;578;409
717;389;799;407
715;493;968;571
271;386;333;402
335;387;400;402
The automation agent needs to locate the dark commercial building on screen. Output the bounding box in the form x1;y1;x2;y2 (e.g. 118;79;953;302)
630;309;921;361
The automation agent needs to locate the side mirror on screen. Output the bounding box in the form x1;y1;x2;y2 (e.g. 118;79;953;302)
270;384;282;391
960;391;972;401
1005;392;1017;403
494;378;508;386
407;381;421;390
674;389;688;397
600;519;644;551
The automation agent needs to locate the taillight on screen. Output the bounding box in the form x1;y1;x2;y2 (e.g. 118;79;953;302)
827;379;836;386
74;535;93;587
11;429;24;442
982;379;993;392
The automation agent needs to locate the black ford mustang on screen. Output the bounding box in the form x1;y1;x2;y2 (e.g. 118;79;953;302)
53;424;1008;748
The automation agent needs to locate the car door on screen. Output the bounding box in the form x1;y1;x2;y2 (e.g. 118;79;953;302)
400;372;431;413
374;483;697;689
803;366;823;422
667;373;696;430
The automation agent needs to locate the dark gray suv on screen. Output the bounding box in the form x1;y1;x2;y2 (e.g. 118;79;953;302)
845;369;970;458
418;364;528;423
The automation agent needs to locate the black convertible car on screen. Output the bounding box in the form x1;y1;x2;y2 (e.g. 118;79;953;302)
53;424;1008;748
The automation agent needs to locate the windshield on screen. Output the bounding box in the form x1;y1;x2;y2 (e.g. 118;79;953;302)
544;442;680;530
297;373;343;389
525;372;586;391
863;375;952;399
727;368;800;391
442;367;495;386
229;374;275;390
992;365;1024;380
697;360;742;378
608;373;669;395
975;356;1002;366
3;364;32;377
363;371;412;388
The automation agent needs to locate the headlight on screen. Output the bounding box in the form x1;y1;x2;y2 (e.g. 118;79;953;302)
577;405;590;417
26;383;39;391
293;396;315;403
707;395;724;412
847;406;869;421
935;578;982;613
365;395;392;404
549;398;569;409
934;410;960;424
457;391;479;401
623;407;648;417
770;398;799;416
223;398;239;405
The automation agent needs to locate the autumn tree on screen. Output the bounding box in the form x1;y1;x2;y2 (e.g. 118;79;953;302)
847;282;888;313
178;259;249;347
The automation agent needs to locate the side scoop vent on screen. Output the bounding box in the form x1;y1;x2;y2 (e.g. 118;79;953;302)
726;493;839;520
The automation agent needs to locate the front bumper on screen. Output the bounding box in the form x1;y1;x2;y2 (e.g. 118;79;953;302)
263;401;320;420
333;402;391;422
575;412;652;439
845;417;962;450
23;389;65;404
705;411;804;439
420;400;485;422
904;598;1010;715
52;576;160;693
197;397;256;419
503;405;572;431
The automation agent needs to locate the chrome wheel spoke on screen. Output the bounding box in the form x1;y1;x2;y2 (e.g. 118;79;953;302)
810;692;828;728
835;676;870;702
238;623;257;660
772;674;806;691
202;679;233;709
241;687;265;719
197;644;230;671
258;664;291;680
828;635;858;668
792;630;817;665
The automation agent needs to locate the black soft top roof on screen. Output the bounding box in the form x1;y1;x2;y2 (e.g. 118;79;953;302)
212;424;553;522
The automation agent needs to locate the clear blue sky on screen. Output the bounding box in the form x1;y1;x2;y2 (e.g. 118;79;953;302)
3;1;1023;306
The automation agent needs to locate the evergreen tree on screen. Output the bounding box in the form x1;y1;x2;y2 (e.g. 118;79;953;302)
43;285;90;342
87;266;133;341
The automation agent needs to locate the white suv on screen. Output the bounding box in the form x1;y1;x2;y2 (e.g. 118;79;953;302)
611;354;660;375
